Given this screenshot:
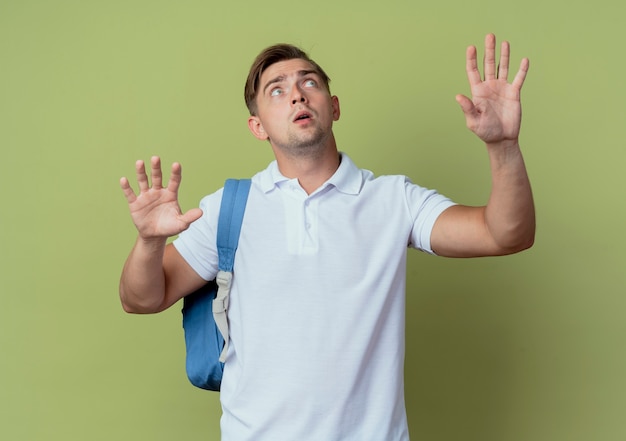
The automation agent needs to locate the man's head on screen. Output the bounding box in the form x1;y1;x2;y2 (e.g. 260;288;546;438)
244;44;331;116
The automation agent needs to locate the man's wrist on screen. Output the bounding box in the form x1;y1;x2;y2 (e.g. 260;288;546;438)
136;235;168;252
485;138;520;150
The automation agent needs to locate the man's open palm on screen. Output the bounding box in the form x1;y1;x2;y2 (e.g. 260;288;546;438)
120;156;202;239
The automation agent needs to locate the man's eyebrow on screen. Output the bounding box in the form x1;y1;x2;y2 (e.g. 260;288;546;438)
262;75;285;95
261;70;319;95
297;69;318;78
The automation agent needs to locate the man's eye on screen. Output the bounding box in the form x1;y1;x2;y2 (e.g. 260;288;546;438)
270;88;283;96
304;79;317;87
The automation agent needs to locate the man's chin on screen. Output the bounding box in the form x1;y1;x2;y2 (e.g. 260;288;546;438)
274;139;328;158
281;130;328;152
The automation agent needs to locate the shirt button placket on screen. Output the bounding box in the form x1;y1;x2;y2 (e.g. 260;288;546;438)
303;198;314;245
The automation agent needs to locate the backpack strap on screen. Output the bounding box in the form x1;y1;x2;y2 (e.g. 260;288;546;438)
213;178;251;363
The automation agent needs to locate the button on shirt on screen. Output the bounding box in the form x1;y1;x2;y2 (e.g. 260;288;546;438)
277;177;322;254
174;153;455;441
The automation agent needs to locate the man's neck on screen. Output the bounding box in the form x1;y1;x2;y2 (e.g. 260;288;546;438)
273;142;341;195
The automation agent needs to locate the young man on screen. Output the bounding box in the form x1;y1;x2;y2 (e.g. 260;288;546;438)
119;34;534;440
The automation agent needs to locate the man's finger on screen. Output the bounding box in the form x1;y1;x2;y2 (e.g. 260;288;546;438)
498;41;510;81
483;33;497;81
455;94;475;115
181;207;203;226
120;177;137;203
167;162;183;194
150;156;163;190
512;58;530;90
136;160;149;193
465;45;482;87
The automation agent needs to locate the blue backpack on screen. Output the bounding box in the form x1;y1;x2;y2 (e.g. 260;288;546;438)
181;179;251;391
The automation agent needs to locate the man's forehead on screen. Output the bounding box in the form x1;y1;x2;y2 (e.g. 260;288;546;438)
260;59;318;84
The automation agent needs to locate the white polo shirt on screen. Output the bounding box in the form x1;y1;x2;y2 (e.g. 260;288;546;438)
174;153;455;441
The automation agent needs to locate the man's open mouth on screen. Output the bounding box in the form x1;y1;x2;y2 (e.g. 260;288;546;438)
294;111;312;122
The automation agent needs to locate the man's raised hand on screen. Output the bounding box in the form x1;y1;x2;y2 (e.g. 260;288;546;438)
455;33;529;145
120;156;202;240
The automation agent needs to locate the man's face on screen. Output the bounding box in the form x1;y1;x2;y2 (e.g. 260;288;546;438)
248;58;340;156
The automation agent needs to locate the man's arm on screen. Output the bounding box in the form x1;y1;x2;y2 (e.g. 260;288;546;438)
430;34;535;258
119;157;205;313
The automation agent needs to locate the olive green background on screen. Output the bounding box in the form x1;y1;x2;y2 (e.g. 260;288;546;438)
1;0;624;440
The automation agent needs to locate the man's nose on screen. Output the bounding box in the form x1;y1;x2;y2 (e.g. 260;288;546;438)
291;87;307;105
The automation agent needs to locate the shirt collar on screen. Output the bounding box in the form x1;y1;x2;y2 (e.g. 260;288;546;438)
325;153;363;195
258;152;363;195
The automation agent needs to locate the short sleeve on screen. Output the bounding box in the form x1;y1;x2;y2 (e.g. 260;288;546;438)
404;178;456;254
172;189;223;281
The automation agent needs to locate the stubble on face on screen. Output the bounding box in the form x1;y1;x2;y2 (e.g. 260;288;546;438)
270;118;332;159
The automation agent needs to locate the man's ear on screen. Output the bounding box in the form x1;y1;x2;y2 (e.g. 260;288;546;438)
331;95;341;121
248;116;269;141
